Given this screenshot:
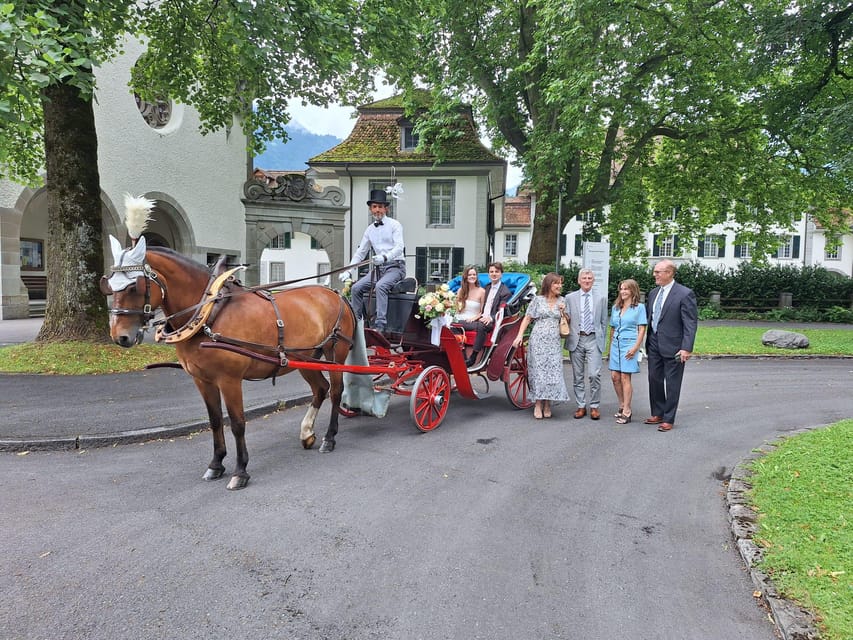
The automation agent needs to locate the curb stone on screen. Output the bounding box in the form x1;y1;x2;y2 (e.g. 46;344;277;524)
0;395;312;453
725;429;822;640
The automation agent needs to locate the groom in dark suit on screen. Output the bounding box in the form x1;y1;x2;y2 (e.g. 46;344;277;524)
465;262;511;367
645;259;698;432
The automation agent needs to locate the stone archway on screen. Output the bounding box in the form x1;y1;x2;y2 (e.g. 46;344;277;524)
242;173;348;287
0;186;125;319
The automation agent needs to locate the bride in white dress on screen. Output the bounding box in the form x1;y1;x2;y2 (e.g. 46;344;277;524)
455;266;486;366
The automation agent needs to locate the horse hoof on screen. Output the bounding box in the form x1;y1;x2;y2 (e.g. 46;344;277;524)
202;467;225;481
226;475;250;490
319;438;336;453
302;434;316;449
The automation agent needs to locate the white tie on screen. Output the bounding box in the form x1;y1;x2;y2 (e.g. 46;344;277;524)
652;290;663;332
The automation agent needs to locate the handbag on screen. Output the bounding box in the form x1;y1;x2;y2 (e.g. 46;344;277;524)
559;312;570;338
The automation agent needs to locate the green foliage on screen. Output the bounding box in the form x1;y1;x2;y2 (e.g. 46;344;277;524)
514;260;853;322
359;0;851;262
698;305;723;321
825;306;853;324
1;0;373;184
749;420;853;640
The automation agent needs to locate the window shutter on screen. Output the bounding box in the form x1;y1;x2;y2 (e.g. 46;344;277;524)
284;232;291;249
717;235;726;258
697;237;705;257
652;235;660;257
771;247;778;258
673;235;680;255
415;247;427;283
574;235;583;257
559;234;567;256
451;247;465;278
792;236;800;259
734;244;742;258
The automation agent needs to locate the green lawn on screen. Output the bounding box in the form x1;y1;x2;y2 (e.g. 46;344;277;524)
0;341;177;375
695;326;853;356
749;420;853;640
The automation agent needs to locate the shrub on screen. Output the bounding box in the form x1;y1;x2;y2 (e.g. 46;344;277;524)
825;306;853;324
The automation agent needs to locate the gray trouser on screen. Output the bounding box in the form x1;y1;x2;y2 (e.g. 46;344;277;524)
571;333;602;408
350;262;405;329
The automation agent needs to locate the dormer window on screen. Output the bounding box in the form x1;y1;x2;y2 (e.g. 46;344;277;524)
401;124;419;151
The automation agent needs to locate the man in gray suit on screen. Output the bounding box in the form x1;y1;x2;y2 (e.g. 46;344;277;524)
565;269;608;419
644;259;698;432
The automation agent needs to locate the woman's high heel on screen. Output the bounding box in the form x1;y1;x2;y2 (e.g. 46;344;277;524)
616;413;632;424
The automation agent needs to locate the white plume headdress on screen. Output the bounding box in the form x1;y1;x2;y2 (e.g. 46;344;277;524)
123;193;155;240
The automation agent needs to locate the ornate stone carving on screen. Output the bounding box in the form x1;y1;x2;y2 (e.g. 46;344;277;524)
243;173;345;205
135;94;171;129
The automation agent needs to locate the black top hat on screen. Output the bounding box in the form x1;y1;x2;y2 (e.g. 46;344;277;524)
367;189;391;206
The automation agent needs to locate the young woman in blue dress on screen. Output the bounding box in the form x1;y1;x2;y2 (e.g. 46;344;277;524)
607;279;647;424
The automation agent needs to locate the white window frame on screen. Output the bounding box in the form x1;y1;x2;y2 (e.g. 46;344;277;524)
659;235;675;257
402;125;419;151
427;247;452;282
738;243;753;259
504;233;518;257
427;180;455;227
778;235;795;259
825;238;841;260
703;235;720;258
269;233;290;249
269;261;285;282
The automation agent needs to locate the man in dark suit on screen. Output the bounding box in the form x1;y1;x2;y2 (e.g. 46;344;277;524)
645;259;698;432
465;261;511;367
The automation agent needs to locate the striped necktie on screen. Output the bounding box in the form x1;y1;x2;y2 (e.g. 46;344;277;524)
652;289;663;332
582;293;592;333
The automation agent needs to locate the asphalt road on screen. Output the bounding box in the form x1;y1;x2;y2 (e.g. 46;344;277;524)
2;358;851;640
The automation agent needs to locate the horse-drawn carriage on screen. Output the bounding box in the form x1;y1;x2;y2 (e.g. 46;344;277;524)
102;195;536;489
339;271;537;431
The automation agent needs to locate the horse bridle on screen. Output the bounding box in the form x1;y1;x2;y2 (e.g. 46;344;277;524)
100;262;167;326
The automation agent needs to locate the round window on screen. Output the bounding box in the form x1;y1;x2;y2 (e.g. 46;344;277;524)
135;93;172;129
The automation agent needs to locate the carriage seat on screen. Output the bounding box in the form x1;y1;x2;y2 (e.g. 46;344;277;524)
446;272;533;350
391;276;418;294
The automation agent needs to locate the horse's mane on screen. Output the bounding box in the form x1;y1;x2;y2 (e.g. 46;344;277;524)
147;246;211;276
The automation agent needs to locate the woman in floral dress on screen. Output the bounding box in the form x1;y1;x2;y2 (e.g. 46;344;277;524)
512;272;570;419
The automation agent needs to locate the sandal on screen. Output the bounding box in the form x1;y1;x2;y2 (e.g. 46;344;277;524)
616;413;632;424
533;406;543;420
543;407;552;419
615;407;624;418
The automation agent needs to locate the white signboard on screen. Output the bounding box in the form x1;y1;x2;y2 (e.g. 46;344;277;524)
582;241;610;302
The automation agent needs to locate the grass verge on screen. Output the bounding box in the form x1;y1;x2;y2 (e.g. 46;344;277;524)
748;420;853;640
694;326;853;356
0;341;178;375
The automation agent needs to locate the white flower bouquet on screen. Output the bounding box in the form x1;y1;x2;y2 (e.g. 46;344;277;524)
416;285;457;323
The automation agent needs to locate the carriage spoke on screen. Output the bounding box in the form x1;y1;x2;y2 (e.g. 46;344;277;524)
504;345;534;409
410;366;450;432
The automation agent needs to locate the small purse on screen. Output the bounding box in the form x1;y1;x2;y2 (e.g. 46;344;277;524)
559;312;570;338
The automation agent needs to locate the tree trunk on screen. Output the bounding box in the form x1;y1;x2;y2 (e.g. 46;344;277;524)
36;80;109;343
526;196;561;267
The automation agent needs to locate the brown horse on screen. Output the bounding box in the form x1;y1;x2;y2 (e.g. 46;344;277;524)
102;234;356;490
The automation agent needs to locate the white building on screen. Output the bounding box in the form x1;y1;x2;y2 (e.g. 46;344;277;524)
1;38;249;319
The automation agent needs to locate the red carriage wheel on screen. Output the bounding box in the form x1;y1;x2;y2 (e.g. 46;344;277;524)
410;365;451;432
504;345;534;409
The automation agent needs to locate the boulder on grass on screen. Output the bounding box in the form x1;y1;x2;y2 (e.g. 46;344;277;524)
762;330;809;349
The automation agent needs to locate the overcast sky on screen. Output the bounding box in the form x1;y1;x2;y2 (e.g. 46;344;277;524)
286;97;523;189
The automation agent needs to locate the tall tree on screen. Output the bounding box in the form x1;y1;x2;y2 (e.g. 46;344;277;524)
1;0;370;341
360;0;852;263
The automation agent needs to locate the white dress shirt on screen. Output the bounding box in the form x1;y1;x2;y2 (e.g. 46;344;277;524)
351;216;405;265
